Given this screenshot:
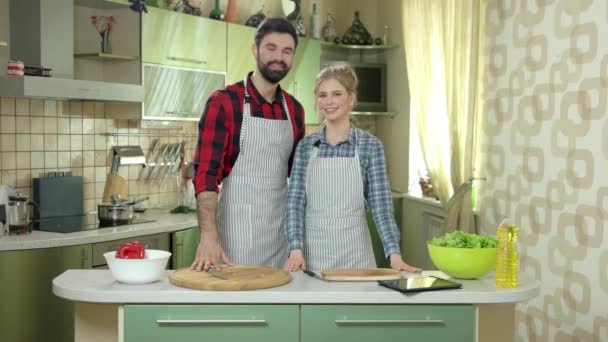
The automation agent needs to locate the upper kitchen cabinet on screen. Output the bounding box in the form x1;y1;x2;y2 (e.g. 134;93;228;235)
283;38;321;125
226;23;256;84
142;7;226;72
226;26;320;124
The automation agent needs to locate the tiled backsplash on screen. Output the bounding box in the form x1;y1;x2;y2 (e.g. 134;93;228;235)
0;97;198;214
0;96;378;215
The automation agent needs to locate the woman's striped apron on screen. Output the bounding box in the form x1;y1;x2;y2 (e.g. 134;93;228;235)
217;77;293;268
303;131;376;271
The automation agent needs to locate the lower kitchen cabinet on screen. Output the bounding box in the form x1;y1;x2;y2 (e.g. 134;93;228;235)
124;304;299;342
171;226;200;269
301;305;475;342
0;244;92;342
121;304;474;342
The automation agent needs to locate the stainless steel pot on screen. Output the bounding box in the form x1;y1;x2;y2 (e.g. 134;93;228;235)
97;196;149;226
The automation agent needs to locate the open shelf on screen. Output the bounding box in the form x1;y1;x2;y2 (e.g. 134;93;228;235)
75;0;129;9
320;41;398;50
74;53;139;61
0;41;7;47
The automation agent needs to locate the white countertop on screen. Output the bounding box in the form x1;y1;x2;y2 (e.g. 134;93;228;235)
0;209;198;251
53;270;540;305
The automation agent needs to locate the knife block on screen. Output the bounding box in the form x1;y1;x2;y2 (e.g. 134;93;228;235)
102;173;128;203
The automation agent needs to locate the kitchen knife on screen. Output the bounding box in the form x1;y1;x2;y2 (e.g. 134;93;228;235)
303;269;327;282
207;269;228;280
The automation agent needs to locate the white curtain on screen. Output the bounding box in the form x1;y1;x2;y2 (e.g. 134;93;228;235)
401;0;485;233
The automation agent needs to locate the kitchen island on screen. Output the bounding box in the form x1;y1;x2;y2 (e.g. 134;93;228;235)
53;270;540;342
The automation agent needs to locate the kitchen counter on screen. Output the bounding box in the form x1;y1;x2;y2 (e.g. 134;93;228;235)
53;270;539;305
53;270;540;342
0;209;198;251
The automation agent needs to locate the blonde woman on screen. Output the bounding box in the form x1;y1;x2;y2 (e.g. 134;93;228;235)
284;64;421;272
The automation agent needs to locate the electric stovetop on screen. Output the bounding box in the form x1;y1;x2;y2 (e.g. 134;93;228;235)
33;212;156;233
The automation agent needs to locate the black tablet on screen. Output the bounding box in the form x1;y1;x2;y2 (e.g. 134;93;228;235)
378;276;462;293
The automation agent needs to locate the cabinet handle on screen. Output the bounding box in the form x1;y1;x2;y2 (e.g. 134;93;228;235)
334;319;445;325
81;248;89;269
156;319;267;326
166;111;200;117
166;56;207;64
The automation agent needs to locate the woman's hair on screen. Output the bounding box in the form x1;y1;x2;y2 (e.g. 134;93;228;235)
314;63;358;109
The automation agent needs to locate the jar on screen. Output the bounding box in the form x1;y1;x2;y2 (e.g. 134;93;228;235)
8;194;31;235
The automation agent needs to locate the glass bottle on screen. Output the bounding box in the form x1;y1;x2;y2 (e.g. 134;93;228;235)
209;0;224;21
495;220;519;288
310;3;321;39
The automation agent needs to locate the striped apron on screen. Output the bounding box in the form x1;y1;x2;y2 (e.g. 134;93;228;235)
303;133;376;271
217;77;293;268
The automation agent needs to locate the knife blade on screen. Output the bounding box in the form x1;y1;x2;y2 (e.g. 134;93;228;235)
303;269;327;282
207;269;227;280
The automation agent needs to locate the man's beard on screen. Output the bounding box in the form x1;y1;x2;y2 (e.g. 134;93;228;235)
257;59;290;84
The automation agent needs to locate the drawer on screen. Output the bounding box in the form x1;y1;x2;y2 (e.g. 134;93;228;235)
124;305;298;342
301;305;475;342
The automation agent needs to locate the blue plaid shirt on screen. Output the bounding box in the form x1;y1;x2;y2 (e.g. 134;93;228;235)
285;127;401;258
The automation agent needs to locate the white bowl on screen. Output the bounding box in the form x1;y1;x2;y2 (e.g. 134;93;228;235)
103;249;172;284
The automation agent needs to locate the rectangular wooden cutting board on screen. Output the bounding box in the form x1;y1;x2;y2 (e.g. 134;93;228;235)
320;268;403;281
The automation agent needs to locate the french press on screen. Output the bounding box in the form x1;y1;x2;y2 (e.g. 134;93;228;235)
7;194;31;235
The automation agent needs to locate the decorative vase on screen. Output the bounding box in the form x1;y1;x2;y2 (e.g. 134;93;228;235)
225;0;238;23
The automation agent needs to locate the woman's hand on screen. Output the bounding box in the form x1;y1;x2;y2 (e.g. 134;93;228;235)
284;250;306;272
389;253;422;273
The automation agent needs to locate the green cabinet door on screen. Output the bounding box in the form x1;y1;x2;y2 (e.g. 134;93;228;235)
367;196;404;268
226;28;321;124
226;23;256;84
171;226;200;269
301;305;475;342
283;38;321;125
124;305;298;342
0;244;92;342
142;7;227;71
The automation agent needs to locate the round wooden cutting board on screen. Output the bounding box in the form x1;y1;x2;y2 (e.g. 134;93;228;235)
169;265;291;291
320;268;403;281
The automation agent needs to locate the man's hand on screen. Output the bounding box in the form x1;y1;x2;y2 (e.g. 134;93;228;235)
190;191;233;271
190;232;233;271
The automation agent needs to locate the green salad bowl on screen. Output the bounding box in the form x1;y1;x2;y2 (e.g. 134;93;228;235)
427;242;496;279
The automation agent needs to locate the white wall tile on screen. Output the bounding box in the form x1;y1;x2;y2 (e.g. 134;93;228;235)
16;151;30;169
15;134;30;152
15;117;30;133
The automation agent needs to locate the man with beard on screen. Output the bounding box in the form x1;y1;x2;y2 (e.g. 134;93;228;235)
191;17;305;271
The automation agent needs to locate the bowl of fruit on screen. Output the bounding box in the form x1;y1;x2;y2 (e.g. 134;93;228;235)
427;231;498;279
104;241;171;284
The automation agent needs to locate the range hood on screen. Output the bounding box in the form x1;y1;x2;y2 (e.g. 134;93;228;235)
0;0;143;102
0;76;143;102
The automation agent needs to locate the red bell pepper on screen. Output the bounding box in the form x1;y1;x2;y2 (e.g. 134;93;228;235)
116;241;146;259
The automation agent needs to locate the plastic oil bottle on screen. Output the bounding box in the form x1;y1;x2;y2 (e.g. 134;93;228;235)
495;221;519;288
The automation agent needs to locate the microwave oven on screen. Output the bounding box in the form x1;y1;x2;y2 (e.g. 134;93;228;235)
322;61;387;112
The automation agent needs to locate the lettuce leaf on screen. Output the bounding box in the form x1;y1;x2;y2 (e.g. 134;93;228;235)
430;231;498;248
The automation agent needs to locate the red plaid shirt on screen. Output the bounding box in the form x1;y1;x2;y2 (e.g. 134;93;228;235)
193;73;305;195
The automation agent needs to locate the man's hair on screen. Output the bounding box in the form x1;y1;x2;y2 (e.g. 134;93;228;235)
254;17;298;49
